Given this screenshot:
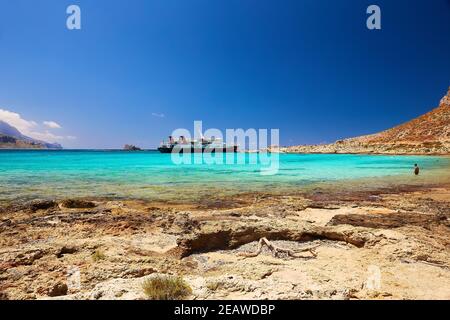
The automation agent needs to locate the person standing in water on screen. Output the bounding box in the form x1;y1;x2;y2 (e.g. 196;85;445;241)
414;164;420;175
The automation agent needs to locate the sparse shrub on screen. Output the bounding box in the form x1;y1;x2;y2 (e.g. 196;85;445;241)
143;275;192;300
92;250;106;262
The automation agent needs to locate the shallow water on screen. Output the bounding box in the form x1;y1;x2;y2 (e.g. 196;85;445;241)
0;150;449;202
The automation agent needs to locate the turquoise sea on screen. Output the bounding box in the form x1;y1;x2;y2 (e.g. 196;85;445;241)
0;150;449;203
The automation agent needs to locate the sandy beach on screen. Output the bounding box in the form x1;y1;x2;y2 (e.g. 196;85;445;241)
1;181;449;300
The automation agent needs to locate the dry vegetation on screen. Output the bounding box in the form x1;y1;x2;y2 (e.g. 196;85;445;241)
142;276;192;300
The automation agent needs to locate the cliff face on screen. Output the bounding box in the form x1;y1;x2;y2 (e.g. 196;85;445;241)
283;87;450;155
0;121;62;149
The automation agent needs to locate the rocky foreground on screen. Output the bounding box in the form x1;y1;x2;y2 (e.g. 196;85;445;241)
1;185;449;300
281;87;450;155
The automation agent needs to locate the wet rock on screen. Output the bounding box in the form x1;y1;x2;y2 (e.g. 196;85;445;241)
27;200;57;212
60;199;96;209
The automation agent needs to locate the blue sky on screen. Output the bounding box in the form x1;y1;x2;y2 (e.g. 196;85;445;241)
0;0;449;148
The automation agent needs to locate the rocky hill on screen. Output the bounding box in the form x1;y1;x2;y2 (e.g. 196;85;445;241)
282;87;450;155
0;121;62;149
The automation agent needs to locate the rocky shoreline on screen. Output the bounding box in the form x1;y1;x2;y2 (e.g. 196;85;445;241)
278;143;450;155
280;87;450;155
1;184;449;300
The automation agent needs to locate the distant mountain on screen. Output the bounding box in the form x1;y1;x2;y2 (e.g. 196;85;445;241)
282;87;450;155
0;120;23;137
0;120;62;149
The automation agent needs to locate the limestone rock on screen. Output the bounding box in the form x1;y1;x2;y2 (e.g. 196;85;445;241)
48;283;68;297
